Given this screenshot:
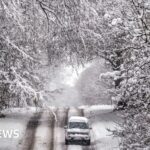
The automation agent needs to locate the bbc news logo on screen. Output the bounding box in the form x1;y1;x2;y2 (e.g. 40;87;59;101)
0;129;20;138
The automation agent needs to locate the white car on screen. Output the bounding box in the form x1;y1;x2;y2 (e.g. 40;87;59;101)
64;116;91;145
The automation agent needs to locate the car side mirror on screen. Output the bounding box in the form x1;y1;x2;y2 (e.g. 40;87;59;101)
64;126;67;129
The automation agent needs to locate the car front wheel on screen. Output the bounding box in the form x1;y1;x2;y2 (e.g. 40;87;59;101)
86;139;91;145
65;139;69;145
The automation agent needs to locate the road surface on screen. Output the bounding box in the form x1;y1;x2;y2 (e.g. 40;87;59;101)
21;106;119;150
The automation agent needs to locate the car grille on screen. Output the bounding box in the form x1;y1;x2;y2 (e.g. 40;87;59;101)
68;132;88;135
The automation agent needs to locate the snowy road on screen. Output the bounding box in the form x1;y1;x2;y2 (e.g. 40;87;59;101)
0;106;119;150
17;106;119;150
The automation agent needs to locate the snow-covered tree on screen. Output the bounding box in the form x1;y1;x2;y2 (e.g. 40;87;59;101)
0;0;150;148
98;0;150;149
77;0;150;149
0;0;45;112
113;1;150;149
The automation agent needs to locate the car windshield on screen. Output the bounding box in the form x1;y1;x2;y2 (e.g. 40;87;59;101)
69;122;88;129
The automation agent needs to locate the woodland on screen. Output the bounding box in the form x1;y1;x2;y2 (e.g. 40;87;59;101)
0;0;150;149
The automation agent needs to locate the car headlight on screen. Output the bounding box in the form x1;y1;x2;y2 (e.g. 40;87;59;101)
83;132;90;136
67;132;72;136
67;132;71;135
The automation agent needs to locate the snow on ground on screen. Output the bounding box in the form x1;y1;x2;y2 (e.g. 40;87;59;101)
92;121;120;150
0;107;40;150
2;107;40;115
0;117;26;150
33;110;52;150
68;145;82;150
79;104;115;112
0;105;120;150
84;105;121;150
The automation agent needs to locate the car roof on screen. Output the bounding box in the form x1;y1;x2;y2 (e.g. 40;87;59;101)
69;116;88;123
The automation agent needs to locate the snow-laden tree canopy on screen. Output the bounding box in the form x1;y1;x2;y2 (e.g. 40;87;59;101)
0;0;150;148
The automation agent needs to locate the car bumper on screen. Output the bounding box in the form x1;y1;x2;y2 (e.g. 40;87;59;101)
66;134;90;141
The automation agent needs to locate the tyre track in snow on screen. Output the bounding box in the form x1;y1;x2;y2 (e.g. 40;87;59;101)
53;107;69;150
48;108;57;150
22;111;42;150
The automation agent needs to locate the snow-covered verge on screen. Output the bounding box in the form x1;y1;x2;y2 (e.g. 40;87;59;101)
92;120;120;150
0;117;26;150
79;104;115;111
83;105;121;150
1;107;40;115
0;107;40;150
